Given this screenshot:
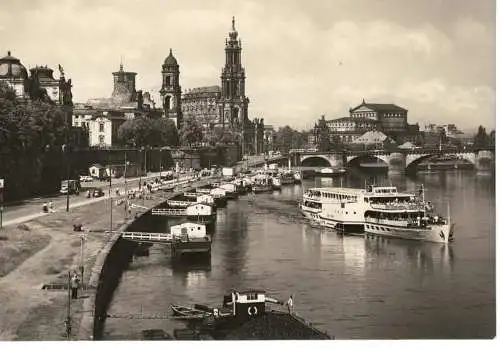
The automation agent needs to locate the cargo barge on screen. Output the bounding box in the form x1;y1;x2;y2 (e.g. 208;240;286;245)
167;290;333;340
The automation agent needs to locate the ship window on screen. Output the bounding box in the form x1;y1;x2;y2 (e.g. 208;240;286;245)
247;293;258;300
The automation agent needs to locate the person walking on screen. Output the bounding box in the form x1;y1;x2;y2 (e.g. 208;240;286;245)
70;273;80;299
286;295;294;314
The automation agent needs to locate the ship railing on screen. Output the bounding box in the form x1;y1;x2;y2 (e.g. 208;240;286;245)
151;208;186;216
370;203;424;211
167;200;192;208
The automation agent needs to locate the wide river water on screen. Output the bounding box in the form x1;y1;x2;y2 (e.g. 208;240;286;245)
103;169;495;339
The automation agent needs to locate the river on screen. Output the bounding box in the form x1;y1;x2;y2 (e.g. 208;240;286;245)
103;169;495;339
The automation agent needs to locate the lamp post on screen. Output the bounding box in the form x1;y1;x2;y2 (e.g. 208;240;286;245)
79;232;86;284
108;166;112;234
159;149;163;179
124;152;129;220
62;144;70;212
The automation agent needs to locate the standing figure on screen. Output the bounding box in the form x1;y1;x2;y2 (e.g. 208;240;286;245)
70;273;80;299
286;295;294;314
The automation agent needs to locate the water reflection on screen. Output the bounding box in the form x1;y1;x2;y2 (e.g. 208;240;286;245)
363;237;454;275
337;235;367;277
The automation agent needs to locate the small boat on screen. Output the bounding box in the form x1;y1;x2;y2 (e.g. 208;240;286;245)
315;167;346;177
293;171;302;183
271;176;282;191
171;304;211;320
280;171;296;185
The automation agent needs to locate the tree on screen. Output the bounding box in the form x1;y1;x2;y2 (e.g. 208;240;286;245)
151;118;179;147
317;115;333;152
179;116;203;147
275;126;295;153
117;116;179;147
489;130;495;147
0;81;71;201
473;125;490;149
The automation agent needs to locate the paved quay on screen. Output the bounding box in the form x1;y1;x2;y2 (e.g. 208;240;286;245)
0;172;162;228
0;174;217;340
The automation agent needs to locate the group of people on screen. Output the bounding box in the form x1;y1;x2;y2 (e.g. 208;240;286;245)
70;272;80;299
42;201;55;213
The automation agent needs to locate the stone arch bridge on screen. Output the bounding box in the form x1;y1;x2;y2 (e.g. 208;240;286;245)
293;148;495;173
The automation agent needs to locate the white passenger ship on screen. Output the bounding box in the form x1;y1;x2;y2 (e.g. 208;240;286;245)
300;185;454;243
301;187;365;232
362;185;453;243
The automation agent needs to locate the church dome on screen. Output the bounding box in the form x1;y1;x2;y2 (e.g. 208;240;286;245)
0;51;28;79
163;48;178;66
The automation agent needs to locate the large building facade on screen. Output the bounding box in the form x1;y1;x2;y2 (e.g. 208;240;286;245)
181;86;221;125
349;99;408;133
326;116;378;143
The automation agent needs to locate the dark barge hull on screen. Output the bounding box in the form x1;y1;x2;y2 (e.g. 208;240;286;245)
199;311;332;340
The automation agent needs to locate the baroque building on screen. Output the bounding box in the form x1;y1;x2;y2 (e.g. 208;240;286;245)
0;51;73;106
181;86;221;145
181;86;221;126
217;17;249;129
349;99;408;133
160;49;183;128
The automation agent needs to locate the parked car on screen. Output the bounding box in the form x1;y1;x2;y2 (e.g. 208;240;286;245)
60;180;81;195
86;188;104;198
79;175;93;182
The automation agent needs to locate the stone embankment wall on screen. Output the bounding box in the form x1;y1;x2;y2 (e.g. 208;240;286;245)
77;176;217;340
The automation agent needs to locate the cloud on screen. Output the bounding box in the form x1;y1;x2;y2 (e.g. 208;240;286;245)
0;0;494;131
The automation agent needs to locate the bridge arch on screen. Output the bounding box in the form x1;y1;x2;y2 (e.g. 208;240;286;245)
406;152;476;170
300;155;333;167
345;154;389;167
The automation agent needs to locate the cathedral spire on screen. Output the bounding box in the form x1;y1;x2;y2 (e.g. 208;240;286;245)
232;16;235;31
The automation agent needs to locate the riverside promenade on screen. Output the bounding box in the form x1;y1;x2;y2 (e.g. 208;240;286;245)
0;173;218;340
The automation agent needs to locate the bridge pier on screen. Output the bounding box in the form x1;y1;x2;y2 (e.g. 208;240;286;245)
475;150;495;172
387;153;406;174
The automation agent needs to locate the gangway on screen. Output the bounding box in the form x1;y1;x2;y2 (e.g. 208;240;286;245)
122;231;173;244
166;200;193;208
151;208;187;216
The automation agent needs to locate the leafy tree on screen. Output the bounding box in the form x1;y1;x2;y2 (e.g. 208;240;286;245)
117;116;179;147
179;116;204;147
151;118;179;147
317;115;333;152
275;126;294;153
473;125;490;148
0;81;70;201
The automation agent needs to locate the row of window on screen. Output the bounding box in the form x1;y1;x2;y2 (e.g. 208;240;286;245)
366;225;391;232
321;192;357;201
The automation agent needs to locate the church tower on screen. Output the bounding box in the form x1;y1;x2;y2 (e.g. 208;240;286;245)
160;49;182;128
218;16;249;129
112;62;137;103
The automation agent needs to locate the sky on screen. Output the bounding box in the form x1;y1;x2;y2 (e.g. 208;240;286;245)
0;0;496;132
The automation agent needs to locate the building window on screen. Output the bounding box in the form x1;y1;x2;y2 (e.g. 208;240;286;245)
99;123;105;132
99;135;105;144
